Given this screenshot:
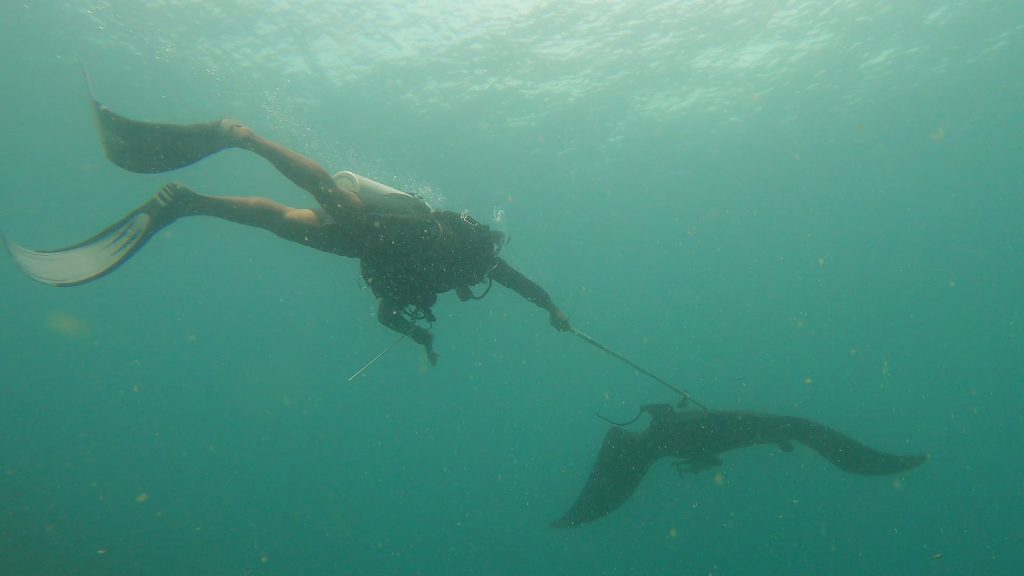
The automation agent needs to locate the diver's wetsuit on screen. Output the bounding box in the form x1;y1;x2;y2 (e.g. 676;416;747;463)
350;209;558;353
4;86;570;365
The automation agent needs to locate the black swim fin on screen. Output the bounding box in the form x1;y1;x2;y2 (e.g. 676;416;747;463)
84;65;231;173
2;196;173;286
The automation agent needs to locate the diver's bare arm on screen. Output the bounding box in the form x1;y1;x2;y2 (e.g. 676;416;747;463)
225;124;362;217
490;259;571;331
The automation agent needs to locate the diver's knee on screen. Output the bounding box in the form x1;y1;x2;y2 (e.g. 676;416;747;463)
283;208;323;227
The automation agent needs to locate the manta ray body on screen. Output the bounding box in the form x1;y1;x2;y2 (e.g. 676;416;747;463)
554;404;926;527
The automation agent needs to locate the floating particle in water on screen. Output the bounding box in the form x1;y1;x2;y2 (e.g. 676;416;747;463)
45;310;90;338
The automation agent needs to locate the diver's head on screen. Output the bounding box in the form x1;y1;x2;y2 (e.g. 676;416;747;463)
489;229;507;251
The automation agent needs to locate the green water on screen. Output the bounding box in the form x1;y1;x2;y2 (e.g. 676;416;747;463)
1;1;1021;574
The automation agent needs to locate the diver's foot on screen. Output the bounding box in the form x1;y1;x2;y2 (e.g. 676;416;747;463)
152;182;202;219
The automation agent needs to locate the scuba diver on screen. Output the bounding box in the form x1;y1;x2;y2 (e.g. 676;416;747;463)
2;84;571;366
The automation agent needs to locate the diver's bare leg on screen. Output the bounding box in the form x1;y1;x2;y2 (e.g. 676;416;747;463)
156;182;329;248
220;121;362;218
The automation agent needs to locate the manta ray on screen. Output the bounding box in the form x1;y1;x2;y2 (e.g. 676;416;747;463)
554;404;927;528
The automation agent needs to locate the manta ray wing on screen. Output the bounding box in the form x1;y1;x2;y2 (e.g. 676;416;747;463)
791;419;928;475
552;427;656;528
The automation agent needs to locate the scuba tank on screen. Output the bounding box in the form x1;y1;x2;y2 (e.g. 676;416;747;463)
332;171;431;216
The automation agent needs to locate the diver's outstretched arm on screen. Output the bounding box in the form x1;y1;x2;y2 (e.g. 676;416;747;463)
490;259;571;331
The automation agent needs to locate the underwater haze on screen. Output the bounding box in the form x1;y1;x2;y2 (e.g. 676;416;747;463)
2;1;1022;574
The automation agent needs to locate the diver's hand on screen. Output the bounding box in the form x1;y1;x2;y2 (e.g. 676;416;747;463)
411;326;439;366
549;308;571;332
424;338;438;366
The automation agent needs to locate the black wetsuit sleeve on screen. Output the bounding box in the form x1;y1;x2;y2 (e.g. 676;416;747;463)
377;298;432;346
489;258;556;312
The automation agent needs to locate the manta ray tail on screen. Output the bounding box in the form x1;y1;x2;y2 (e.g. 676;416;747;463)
791;419;927;475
